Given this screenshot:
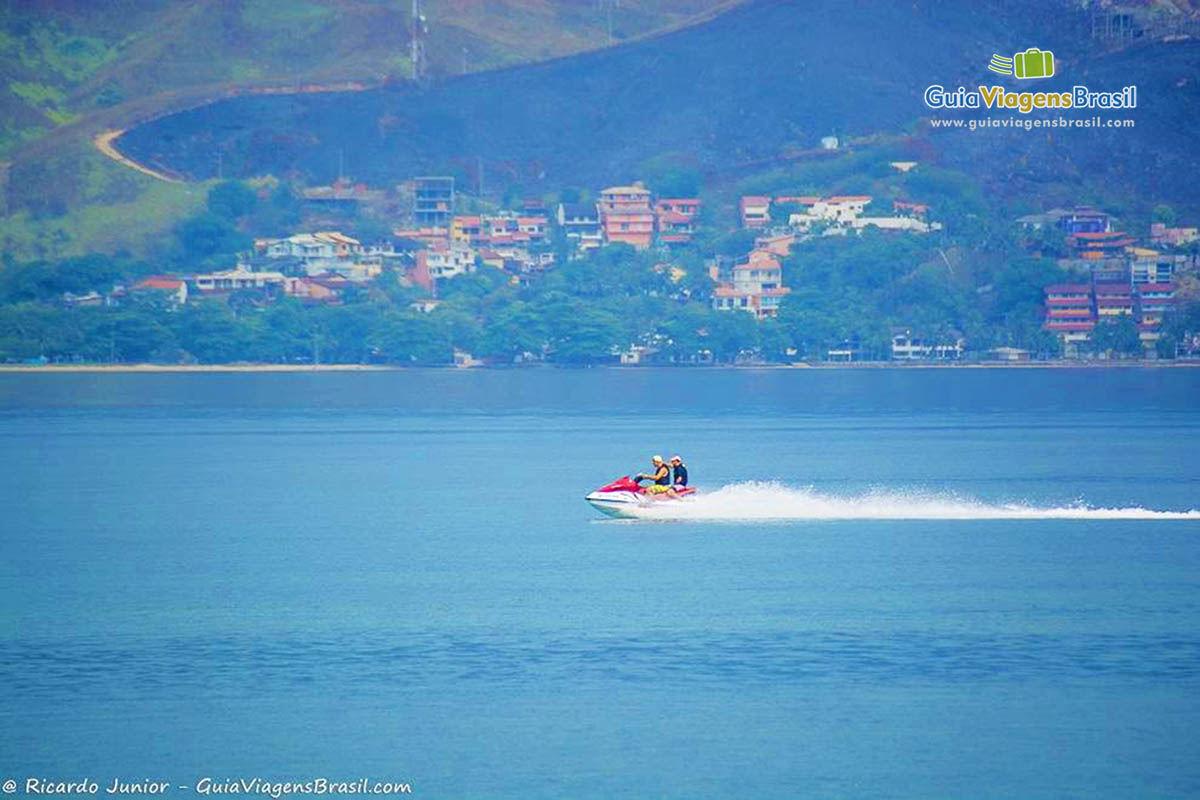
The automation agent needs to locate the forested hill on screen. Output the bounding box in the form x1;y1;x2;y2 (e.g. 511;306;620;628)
116;0;1082;186
0;0;734;157
109;0;1200;218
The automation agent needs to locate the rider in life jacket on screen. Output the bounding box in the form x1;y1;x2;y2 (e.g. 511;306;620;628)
636;455;677;497
670;455;688;489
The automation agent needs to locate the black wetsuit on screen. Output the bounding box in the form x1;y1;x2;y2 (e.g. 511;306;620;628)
672;464;688;487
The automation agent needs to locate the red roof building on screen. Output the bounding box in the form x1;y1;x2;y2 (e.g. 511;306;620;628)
739;195;771;228
655;198;701;244
131;275;188;304
1069;231;1134;259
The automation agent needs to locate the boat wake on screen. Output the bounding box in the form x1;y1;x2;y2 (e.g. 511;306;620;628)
616;481;1200;522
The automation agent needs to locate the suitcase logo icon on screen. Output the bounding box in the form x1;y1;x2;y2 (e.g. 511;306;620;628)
988;48;1055;79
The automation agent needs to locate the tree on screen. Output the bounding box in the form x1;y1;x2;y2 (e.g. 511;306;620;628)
550;306;624;364
0;304;78;360
653;303;710;363
173;212;250;268
1152;204;1177;227
769;202;800;227
207;181;259;221
758;317;794;362
479;301;547;361
371;311;450;364
431;305;483;354
707;309;759;363
168;302;254;363
712;230;758;259
1024;225;1069;258
1091;316;1143;359
350;217;393;247
88;309;179;363
648;167;701;198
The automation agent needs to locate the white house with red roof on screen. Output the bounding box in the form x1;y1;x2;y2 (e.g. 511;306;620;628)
130;275;188;305
711;250;790;319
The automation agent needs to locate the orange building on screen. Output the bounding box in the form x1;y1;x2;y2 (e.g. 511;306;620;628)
1069;231;1134;260
599;185;655;248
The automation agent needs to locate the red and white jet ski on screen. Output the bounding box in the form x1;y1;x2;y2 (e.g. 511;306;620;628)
585;475;697;518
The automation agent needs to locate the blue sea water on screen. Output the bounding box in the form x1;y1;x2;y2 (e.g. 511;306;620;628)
1;368;1198;799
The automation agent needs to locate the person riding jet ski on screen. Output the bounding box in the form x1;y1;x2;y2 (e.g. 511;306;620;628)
670;455;688;489
635;455;677;499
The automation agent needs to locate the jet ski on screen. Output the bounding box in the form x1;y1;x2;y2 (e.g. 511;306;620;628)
585;475;697;518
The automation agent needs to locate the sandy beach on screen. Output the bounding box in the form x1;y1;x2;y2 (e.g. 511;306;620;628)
1;360;1197;373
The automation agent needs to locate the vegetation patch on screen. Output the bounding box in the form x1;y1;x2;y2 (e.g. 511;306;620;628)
241;0;333;33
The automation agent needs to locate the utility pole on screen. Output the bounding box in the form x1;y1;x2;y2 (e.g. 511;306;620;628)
411;0;427;82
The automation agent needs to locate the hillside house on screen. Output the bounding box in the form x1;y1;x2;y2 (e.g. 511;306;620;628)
1070;230;1135;260
393;227;451;248
131;276;188;305
1150;222;1198;248
1138;283;1175;327
556;203;603;252
301;179;385;208
711;250;790;319
191;269;287;295
892;200;929;218
755;233;797;257
739;195;771;228
599;185;654;248
787;195;870;228
451;216;484;247
1017;207;1112;235
259;232;378;276
1043;283;1096;353
517;215;549;240
788;194;936;234
891;330;963;360
850;216;934;233
413;176;454;227
1129;248;1183;285
285;276;343;303
416;242;477;284
655;198;700;244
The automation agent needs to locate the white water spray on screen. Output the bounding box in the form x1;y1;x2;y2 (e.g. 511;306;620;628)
618;481;1200;521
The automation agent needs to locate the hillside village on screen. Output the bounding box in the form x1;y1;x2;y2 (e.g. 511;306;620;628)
1026;208;1196;358
53;164;1197;366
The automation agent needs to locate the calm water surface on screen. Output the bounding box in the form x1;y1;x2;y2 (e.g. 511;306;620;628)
1;368;1198;799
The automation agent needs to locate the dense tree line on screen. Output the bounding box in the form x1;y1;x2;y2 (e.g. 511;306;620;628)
3;229;1160;365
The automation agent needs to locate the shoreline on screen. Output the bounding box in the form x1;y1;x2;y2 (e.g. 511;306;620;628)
2;361;1199;374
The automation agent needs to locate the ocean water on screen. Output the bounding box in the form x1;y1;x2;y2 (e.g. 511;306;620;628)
1;367;1198;799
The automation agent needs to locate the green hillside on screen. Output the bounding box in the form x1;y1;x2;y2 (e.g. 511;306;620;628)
1;0;738;156
0;0;740;258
